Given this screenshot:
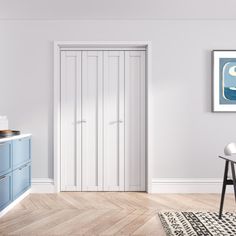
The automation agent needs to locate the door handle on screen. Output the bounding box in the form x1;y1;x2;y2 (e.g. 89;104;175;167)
109;120;123;125
76;120;87;124
0;175;7;181
19;164;28;170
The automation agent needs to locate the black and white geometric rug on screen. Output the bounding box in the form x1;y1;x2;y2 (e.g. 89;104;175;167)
158;212;236;236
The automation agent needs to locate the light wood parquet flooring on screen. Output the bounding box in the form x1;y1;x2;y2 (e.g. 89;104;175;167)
0;193;235;236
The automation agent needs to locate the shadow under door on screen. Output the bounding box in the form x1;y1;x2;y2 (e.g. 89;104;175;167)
60;50;146;191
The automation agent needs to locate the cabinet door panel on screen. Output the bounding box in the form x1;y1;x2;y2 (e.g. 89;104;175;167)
103;51;125;191
61;51;82;191
125;51;146;191
82;51;103;191
0;172;12;211
12;138;31;169
13;163;31;200
0;142;11;176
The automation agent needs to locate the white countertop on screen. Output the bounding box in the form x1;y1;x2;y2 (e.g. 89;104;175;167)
0;134;32;143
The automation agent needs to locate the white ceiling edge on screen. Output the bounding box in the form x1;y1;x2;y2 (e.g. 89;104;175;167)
1;17;236;21
1;0;236;20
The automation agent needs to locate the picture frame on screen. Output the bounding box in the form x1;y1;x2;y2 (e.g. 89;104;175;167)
213;50;236;112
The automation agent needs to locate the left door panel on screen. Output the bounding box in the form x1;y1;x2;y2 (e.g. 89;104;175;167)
61;51;82;191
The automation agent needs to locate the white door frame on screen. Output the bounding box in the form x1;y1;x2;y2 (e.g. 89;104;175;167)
53;41;152;193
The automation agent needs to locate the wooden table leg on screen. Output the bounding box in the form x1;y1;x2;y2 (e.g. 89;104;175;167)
219;160;229;219
231;162;236;202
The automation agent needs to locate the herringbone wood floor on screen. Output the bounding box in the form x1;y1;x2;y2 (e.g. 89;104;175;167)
0;193;235;235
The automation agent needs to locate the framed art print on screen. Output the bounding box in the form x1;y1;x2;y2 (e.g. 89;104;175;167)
213;50;236;112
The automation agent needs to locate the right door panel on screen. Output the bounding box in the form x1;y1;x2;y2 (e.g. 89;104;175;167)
125;51;146;191
103;51;125;191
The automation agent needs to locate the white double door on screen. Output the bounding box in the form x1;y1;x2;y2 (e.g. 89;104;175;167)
60;50;145;191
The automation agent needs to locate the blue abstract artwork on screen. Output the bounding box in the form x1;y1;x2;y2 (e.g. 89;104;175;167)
219;58;236;104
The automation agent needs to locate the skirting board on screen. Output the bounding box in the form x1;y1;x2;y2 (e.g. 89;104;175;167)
31;178;233;194
31;178;55;193
0;189;30;218
151;178;234;193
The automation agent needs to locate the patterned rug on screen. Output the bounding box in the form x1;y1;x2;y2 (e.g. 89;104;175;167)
158;212;236;236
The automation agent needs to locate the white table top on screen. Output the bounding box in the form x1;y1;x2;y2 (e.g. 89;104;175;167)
0;134;32;143
219;155;236;164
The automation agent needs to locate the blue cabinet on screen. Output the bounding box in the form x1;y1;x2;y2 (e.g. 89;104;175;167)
0;135;31;213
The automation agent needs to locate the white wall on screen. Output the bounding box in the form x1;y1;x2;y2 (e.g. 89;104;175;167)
1;19;236;180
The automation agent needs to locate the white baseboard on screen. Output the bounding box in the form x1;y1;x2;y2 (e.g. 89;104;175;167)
0;189;30;217
151;178;234;193
31;178;55;193
31;178;233;194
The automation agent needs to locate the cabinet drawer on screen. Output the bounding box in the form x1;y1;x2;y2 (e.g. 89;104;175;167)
0;142;12;176
13;138;31;169
0;172;12;211
13;163;31;200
